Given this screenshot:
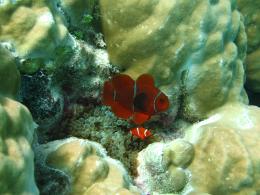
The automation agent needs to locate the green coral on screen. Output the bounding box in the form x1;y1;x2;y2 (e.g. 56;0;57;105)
0;46;20;98
19;58;44;74
82;14;93;25
0;96;39;195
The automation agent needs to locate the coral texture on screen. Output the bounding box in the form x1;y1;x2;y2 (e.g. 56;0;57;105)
0;45;20;98
245;50;260;93
100;0;248;120
237;0;260;93
137;103;260;194
0;0;72;61
35;137;140;195
19;40;117;141
0;97;39;195
0;43;38;194
68;106;153;176
58;0;96;27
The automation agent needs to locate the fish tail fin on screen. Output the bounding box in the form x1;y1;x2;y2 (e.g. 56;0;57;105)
102;81;115;106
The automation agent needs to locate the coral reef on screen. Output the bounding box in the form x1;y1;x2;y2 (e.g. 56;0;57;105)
20;71;64;142
0;45;20;98
0;46;38;194
245;50;260;93
58;0;96;26
0;97;39;195
0;0;72;61
236;0;260;105
51;42;116;102
137;103;260;194
236;0;260;54
57;0;103;45
68;106;152;176
34;137;140;195
100;0;248;120
19;41;117;142
0;0;259;194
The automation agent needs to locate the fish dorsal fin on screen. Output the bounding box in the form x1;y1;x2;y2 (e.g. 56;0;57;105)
112;74;134;91
136;74;154;87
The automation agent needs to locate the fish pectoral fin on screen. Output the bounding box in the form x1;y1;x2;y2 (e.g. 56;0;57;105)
132;112;150;125
111;104;132;119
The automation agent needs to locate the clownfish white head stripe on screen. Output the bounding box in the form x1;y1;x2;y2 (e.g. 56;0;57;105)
130;126;152;140
153;91;162;113
136;127;140;136
144;129;148;137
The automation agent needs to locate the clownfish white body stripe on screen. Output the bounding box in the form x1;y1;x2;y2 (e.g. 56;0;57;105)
131;127;152;140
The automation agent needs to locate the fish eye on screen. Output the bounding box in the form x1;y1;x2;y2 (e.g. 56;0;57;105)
159;98;164;103
155;93;169;113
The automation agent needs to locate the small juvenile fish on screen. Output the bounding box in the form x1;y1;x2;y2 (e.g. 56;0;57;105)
131;127;152;140
102;74;169;124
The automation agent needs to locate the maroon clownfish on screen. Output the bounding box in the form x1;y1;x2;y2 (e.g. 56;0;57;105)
130;127;152;140
102;74;169;124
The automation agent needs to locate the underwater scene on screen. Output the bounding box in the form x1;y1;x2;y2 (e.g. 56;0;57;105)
0;0;260;194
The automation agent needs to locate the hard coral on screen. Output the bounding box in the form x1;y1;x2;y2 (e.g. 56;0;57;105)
137;103;260;194
20;71;64;143
34;137;140;195
0;96;39;195
52;41;117;102
0;0;72;60
0;45;20;98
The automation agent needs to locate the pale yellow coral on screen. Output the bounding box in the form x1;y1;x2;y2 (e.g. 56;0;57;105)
0;0;71;59
137;103;260;194
100;0;248;119
40;137;140;195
